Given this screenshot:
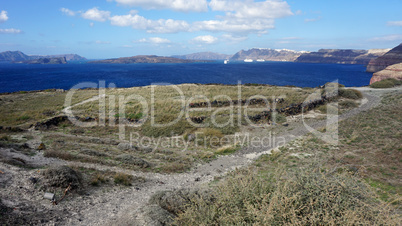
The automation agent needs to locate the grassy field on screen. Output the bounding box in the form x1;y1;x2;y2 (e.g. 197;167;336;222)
0;84;363;173
172;89;401;224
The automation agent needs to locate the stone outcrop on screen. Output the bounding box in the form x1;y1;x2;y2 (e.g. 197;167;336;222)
230;48;306;62
366;43;402;73
370;63;402;84
89;55;211;64
296;49;389;65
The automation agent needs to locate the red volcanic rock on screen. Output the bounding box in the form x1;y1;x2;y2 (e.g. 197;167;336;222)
370;63;402;84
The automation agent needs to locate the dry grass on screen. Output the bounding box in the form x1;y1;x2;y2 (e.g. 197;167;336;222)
370;78;402;88
173;90;402;224
0;90;98;127
175;167;400;225
113;172;134;186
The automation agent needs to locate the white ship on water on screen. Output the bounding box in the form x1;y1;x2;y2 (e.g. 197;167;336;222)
244;59;253;62
224;59;229;64
256;59;265;62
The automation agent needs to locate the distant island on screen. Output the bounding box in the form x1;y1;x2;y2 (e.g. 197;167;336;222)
88;55;212;64
0;51;86;63
14;57;67;64
228;48;390;64
295;49;390;65
172;52;232;60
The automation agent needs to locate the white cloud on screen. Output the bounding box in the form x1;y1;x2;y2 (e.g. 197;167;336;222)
209;0;293;19
110;14;190;33
193;18;275;33
60;8;76;16
137;37;171;44
0;10;8;23
95;40;111;44
194;0;292;34
221;34;248;42
113;0;208;12
81;7;111;22
191;35;218;44
295;10;303;15
65;0;294;36
0;28;22;34
305;16;321;23
387;21;402;27
369;34;402;42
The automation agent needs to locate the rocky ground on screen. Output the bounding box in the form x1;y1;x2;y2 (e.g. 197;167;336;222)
0;86;399;225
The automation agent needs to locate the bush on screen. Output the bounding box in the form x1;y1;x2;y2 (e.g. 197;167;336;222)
370;78;402;88
113;172;133;186
175;167;400;225
340;100;358;108
42;165;82;189
90;173;107;186
338;88;362;100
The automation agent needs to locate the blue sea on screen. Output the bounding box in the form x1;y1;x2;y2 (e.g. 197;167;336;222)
0;61;373;93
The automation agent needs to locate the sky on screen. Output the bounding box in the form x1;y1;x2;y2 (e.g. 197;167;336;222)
0;0;401;59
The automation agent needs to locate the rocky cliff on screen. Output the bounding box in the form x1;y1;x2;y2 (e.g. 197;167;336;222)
0;51;31;62
295;49;389;65
366;43;402;73
89;55;210;64
230;48;306;61
370;63;402;84
172;52;232;60
17;57;67;64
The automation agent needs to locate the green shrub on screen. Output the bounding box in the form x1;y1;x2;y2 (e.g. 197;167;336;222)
175;167;399;225
339;88;362;100
370;78;402;88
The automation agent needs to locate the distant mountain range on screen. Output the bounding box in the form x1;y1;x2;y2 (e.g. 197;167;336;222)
366;43;402;72
230;48;307;62
0;51;86;62
172;52;232;60
295;49;390;65
88;55;211;64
